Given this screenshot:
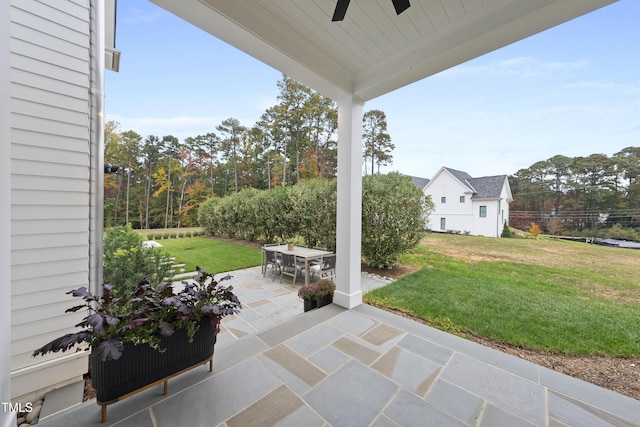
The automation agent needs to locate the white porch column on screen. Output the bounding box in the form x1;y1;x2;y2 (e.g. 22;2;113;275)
334;96;364;309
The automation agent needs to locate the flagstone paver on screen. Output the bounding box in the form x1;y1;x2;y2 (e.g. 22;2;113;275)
38;266;640;427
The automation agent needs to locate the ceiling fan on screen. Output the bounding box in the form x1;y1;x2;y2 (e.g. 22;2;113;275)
332;0;411;21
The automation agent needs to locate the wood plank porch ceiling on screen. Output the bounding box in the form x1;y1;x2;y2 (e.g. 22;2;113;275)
151;0;616;102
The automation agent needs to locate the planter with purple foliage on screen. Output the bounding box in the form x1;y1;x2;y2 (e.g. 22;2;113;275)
33;267;241;422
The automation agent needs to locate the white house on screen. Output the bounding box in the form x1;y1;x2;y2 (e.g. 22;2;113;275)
1;0;616;419
413;167;513;238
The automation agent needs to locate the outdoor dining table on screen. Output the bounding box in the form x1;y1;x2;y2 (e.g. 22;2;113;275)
264;244;332;286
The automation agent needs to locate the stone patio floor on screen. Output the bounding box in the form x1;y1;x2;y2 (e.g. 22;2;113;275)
37;266;640;427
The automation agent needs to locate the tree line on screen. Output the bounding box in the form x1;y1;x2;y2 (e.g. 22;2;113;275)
509;148;640;235
105;75;395;229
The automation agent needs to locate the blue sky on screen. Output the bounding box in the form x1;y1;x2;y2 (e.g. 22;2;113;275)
105;0;640;179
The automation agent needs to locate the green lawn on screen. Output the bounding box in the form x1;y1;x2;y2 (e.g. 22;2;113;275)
365;235;640;357
157;237;262;274
154;233;640;357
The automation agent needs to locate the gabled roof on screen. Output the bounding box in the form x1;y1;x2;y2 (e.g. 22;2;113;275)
425;167;511;200
442;167;476;192
409;176;430;190
467;175;509;200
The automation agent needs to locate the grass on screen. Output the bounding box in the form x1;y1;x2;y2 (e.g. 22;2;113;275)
157;237;262;274
365;234;640;357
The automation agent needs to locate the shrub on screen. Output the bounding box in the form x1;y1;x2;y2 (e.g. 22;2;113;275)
291;179;337;250
185;231;192;238
297;285;316;301
103;225;174;296
361;173;433;269
501;222;512;238
147;233;155;240
605;223;639;241
163;233;171;239
155;233;163;240
178;232;185;238
529;222;541;237
197;173;433;267
312;279;336;297
545;217;563;236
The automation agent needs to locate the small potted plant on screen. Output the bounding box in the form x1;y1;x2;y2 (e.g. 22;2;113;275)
313;279;336;308
286;238;296;251
32;266;241;422
297;284;317;312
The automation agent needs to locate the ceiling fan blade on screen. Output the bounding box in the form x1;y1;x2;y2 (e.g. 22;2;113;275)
392;0;411;15
332;0;351;21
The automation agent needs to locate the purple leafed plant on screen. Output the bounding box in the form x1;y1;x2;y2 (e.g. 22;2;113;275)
33;267;241;361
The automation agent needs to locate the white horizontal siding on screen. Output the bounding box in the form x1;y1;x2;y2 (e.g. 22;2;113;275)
12;298;82;326
12;89;90;122
12;1;89;42
12;113;89;140
39;0;90;23
12;127;89;152
13;245;88;266
11;67;87;100
12;311;87;368
12;285;85;311
10;0;91;391
11;54;88;88
11;21;88;60
12;257;89;282
12;271;89;297
12;231;88;251
12;188;90;206
11;37;89;74
12;218;89;235
12;143;90;168
12;158;89;179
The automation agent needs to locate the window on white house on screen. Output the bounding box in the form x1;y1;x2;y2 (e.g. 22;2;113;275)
441;196;446;203
460;196;465;203
440;218;446;230
479;206;487;217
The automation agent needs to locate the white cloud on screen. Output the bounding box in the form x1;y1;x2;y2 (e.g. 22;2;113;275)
564;80;640;95
108;115;223;140
440;57;589;79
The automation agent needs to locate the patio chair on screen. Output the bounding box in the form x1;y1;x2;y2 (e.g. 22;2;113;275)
263;249;281;280
262;243;280;274
310;254;336;281
280;253;304;285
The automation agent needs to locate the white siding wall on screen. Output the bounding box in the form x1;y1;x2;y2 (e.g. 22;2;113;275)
471;199;501;237
425;171;473;234
2;0;14;420
10;0;91;400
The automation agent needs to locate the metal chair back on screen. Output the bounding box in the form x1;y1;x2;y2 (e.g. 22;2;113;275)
281;253;297;269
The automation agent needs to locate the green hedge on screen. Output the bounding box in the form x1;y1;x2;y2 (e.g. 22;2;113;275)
198;174;433;268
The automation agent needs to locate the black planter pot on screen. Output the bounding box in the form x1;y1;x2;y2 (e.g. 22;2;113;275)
92;318;216;406
316;294;333;308
303;299;317;312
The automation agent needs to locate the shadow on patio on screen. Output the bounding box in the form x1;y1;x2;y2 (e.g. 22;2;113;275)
37;267;640;427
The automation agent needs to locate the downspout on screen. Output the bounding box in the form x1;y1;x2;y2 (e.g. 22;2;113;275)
497;199;501;237
89;0;105;295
